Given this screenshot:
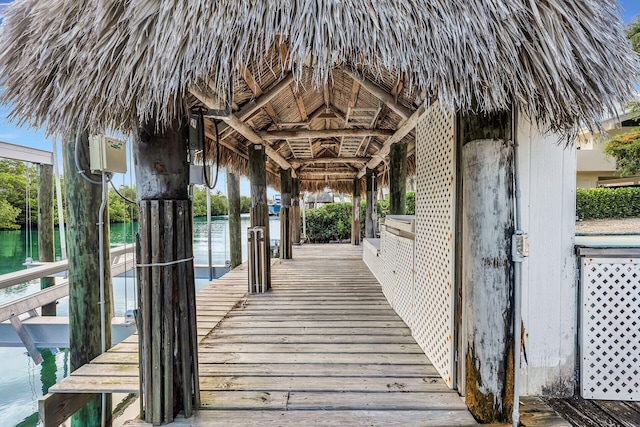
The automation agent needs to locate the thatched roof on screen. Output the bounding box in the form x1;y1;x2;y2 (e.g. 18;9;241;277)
0;0;638;192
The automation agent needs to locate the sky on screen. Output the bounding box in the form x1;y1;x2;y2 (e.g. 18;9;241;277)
0;0;639;196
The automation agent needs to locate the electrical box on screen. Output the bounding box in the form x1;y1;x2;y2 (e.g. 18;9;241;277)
188;112;204;152
89;135;127;174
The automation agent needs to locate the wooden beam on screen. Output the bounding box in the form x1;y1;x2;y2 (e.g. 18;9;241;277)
291;157;371;165
240;63;281;125
191;87;294;173
37;164;56;316
291;83;308;121
40;393;99;427
227;172;242;269
260;129;393;140
298;172;357;179
344;69;412;120
236;74;294;122
357;105;426;178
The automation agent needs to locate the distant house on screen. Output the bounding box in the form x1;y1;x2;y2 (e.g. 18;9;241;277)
304;191;335;209
577;105;640;187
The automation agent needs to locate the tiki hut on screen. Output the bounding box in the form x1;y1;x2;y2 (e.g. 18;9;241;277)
1;1;638;425
0;0;637;193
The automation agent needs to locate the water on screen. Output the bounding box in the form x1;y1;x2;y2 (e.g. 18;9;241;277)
0;214;280;426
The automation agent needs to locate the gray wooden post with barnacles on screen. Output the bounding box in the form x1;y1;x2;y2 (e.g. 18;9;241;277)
291;177;301;244
134;118;200;424
460;109;515;424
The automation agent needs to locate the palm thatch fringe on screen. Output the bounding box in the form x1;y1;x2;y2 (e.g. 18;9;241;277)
0;0;637;139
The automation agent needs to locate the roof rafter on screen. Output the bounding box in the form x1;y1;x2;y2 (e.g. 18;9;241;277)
344;69;412;120
240;62;281;125
260;129;393;140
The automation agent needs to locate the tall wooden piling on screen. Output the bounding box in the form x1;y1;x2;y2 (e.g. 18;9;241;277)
248;144;271;289
460;110;514;424
37;164;56;316
351;178;361;245
389;143;407;215
291;178;301;244
62;131;112;427
280;168;292;259
365;168;377;238
134;119;199;424
227;171;242;269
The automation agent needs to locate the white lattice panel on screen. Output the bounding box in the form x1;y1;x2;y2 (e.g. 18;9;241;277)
413;104;456;387
394;235;415;328
581;258;640;401
380;228;396;307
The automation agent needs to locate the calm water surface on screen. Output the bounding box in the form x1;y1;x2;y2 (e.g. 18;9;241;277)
0;215;279;426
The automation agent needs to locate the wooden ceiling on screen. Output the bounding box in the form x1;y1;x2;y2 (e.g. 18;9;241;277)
190;44;424;190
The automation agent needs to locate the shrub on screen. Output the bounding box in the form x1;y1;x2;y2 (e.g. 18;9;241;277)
576;187;640;219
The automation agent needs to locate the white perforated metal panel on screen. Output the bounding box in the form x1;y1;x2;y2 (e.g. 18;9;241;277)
581;258;640;401
414;104;456;387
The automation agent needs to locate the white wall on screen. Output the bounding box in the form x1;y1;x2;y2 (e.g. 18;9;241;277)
517;117;577;397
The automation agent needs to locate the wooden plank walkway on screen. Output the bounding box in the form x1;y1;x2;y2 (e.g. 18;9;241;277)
50;243;567;426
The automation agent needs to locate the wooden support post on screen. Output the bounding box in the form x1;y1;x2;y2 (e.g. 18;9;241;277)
351;178;361;245
37;164;56;316
248;144;271;289
460;110;514;424
389;143;407;215
134;119;199;424
62;131;112;427
227;171;242;269
365;168;377;239
291;178;300;245
280;168;292;259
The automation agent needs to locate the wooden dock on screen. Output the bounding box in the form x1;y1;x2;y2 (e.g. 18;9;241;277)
45;244;566;426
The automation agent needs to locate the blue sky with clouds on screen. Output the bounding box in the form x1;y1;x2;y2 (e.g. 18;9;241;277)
0;0;638;195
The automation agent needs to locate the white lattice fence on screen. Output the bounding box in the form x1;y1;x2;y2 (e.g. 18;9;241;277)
381;229;396;307
581;258;640;401
394;236;415;328
413;104;456;387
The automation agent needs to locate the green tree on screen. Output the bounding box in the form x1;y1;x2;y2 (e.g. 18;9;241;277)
192;187;229;217
627;15;640;55
0;159;37;228
604;128;640;177
108;185;137;223
240;196;251;213
0;199;20;229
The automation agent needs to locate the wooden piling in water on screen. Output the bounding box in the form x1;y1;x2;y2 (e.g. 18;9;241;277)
280;168;292;259
37;164;56;316
227;171;242;268
62;131;112;427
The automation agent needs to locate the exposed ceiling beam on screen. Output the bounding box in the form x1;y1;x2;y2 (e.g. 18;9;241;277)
290;83;308;121
357;105;427;178
290;157;372;165
191;87;294;174
240;63;281;125
298;172;357;179
344;69;412;120
259;129;394;140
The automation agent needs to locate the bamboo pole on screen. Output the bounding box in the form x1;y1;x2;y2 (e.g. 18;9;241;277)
37;164;56;316
389;143;407;215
